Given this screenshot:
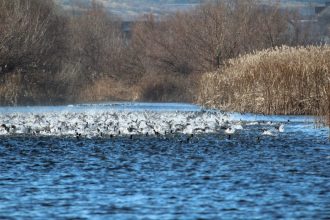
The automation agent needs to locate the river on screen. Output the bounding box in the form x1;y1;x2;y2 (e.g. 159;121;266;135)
0;103;329;219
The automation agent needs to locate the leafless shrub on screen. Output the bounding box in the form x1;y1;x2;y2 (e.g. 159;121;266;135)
129;0;315;103
0;0;65;74
67;1;127;81
131;0;307;77
0;0;131;105
0;0;68;105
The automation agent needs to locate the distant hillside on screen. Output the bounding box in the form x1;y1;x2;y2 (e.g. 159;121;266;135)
281;0;328;6
284;0;327;3
56;0;202;19
55;0;330;19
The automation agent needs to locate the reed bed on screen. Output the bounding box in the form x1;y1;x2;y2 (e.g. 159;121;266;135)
199;46;330;123
78;77;140;103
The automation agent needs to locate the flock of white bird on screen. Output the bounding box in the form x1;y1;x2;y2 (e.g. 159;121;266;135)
0;109;285;138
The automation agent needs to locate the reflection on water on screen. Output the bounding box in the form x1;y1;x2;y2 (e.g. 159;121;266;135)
0;126;329;219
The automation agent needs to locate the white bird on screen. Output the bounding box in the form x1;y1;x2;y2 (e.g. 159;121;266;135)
277;124;285;133
232;124;243;130
225;127;235;134
0;126;8;135
262;130;274;136
246;121;259;126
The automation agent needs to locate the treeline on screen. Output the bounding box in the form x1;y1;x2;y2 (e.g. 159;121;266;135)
0;0;130;105
0;0;319;105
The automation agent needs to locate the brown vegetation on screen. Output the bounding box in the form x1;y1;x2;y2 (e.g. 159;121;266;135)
199;46;330;123
131;0;311;76
0;0;128;105
0;0;324;107
78;77;139;102
0;0;67;105
128;0;314;102
68;2;128;80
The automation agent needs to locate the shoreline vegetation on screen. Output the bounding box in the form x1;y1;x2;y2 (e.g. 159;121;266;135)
0;0;329;123
198;46;330;124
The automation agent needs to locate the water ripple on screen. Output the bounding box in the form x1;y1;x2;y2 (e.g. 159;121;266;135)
0;129;329;219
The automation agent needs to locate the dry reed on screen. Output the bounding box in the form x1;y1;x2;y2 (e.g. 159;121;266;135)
199;45;330;123
78;77;139;103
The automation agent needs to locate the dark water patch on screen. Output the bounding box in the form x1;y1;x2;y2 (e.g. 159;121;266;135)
0;127;329;219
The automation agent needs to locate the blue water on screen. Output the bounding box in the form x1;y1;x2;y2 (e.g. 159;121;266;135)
0;103;329;219
0;102;202;113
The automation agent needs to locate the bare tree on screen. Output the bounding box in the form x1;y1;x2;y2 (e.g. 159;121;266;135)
0;0;65;75
131;0;296;77
68;0;126;81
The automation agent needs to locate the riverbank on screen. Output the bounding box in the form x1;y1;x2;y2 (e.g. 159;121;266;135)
198;46;330;125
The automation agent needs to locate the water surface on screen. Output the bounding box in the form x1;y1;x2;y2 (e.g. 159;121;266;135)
0;103;329;219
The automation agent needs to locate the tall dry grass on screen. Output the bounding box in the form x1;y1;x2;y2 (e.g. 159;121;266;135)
77;77;139;103
137;73;198;102
199;45;330;123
